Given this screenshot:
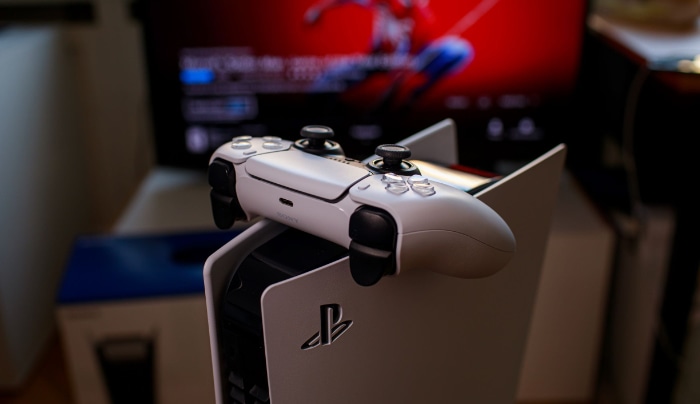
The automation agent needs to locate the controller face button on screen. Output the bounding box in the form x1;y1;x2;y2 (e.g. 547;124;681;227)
410;182;436;196
385;182;409;194
407;175;429;185
381;173;404;184
262;140;284;150
231;140;252;150
232;135;252;142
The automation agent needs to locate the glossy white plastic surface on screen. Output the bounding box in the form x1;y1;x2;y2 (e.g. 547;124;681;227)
209;128;516;279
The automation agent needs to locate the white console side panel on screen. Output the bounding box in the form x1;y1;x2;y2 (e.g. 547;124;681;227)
260;145;566;403
362;118;459;166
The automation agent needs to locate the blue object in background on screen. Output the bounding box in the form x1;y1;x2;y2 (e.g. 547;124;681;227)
180;68;215;85
57;230;240;304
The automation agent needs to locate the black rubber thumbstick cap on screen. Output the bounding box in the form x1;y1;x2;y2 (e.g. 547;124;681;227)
300;125;334;149
375;144;411;169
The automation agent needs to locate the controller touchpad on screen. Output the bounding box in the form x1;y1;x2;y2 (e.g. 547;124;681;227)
245;151;371;201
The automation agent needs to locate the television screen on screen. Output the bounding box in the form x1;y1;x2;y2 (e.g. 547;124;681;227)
139;0;587;171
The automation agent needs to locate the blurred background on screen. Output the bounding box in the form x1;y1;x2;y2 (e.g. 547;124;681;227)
0;0;699;403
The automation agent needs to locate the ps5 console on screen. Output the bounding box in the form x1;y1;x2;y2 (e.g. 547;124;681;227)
204;119;567;403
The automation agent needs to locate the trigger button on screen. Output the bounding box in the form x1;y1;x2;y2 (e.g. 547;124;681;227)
210;190;236;229
349;208;395;249
349;242;395;287
349;208;397;286
208;158;235;195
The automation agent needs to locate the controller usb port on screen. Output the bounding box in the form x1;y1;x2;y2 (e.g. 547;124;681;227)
279;198;293;207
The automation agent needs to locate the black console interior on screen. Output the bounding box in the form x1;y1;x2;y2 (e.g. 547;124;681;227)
219;228;348;404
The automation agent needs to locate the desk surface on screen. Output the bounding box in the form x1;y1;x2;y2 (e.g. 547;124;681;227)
589;13;700;64
589;13;700;93
114;167;237;234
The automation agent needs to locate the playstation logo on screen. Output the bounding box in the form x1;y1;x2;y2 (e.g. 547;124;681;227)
301;304;353;350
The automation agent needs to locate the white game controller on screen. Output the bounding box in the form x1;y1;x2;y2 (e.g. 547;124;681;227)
208;125;516;286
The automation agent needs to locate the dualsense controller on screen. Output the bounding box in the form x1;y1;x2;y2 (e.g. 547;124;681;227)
208;125;516;286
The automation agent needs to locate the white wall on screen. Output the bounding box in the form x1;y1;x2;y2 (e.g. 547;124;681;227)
0;0;155;389
0;26;90;389
64;0;154;230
